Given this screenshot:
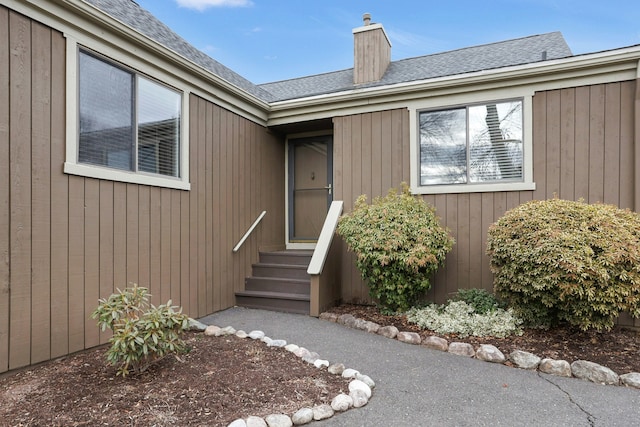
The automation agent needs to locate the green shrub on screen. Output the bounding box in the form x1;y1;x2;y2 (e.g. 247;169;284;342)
450;288;504;315
487;198;640;331
406;301;523;338
91;284;190;376
337;184;454;313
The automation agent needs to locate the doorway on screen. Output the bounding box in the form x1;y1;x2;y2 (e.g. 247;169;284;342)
287;135;333;246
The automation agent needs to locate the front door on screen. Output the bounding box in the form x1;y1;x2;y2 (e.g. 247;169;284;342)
288;136;333;244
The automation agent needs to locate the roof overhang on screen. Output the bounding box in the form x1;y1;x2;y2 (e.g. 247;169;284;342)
266;46;640;126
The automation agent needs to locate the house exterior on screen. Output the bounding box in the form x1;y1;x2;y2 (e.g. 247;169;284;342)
1;0;639;373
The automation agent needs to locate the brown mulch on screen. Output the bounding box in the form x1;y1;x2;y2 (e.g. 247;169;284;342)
0;332;350;427
327;304;640;375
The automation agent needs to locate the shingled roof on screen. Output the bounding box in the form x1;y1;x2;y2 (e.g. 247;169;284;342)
85;0;572;104
259;32;573;102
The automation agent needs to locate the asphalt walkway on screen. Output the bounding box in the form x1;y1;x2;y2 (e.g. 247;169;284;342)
200;307;640;427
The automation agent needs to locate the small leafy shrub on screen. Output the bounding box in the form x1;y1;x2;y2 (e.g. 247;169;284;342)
337;184;454;313
487;198;640;331
406;301;523;338
91;284;190;376
450;288;504;315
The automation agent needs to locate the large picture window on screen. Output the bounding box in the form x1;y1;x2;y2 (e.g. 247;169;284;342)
78;50;181;177
419;99;523;186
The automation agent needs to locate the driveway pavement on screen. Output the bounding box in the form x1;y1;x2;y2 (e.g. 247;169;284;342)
200;307;640;427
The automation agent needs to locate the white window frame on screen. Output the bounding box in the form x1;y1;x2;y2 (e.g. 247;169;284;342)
64;36;191;190
409;89;535;195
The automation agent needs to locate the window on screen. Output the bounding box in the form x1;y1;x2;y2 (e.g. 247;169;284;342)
419;99;523;186
78;50;181;177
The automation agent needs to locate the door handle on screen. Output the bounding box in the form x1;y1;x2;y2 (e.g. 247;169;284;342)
324;184;332;195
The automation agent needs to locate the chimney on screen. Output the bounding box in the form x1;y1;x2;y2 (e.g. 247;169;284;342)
353;13;391;85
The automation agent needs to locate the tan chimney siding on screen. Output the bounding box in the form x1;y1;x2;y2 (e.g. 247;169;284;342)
353;22;391;85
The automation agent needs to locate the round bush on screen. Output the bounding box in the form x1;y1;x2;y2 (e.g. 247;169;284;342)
337;185;454;313
487;198;640;331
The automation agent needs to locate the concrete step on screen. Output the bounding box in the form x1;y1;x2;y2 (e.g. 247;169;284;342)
235;290;310;315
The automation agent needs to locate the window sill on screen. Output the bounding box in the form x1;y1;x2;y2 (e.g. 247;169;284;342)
411;181;535;195
64;162;191;190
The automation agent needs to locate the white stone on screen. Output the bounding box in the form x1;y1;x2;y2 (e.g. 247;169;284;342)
204;325;221;336
313;359;329;368
422;335;448;351
539;358;572;377
349;389;369;408
228;419;246;427
377;325;399;339
331;393;353;412
235;330;248;339
621;372;640;389
246;416;267;427
248;330;265;340
448;342;475;357
363;321;381;333
328;363;345;375
284;344;300;353
294;347;310;358
342;368;360;379
397;331;422;344
349;379;372;398
291;407;313;425
476;344;506;363
319;312;338;322
302;352;320;364
312;404;334;421
267;339;287;348
216;326;236;336
261;336;273;346
509;350;541;369
264;414;292;427
355;373;375;389
337;314;356;325
188;318;207;331
571;360;619;385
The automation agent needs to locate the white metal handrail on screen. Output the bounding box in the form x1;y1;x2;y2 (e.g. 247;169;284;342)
233;210;267;253
307;201;344;275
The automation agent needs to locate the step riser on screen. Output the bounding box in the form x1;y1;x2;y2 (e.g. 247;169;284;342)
251;265;309;280
259;252;312;266
235;296;310;315
245;278;310;295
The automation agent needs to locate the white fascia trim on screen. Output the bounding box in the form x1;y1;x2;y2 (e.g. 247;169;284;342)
8;0;269;125
408;90;535;195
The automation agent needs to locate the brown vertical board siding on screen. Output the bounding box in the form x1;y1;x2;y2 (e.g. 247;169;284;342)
49;29;68;359
361;113;372;199
112;183;127;294
137;185;150;290
603;83;621;205
188;95;199;315
532;91;547;201
180;191;190;315
9;11;32;369
574;86;591;200
149;187;161;307
380;110;392;195
67;176;85;354
160;188;171;303
468;193;483;291
224;110;234;308
588;85;606;202
456;194;470;290
560;88;576;200
545;90;562;198
619;81;635;210
480;193;495;289
211;102;221;313
170;190;181;304
370;111;382;198
231;113;240;309
350;115;363;298
83;179;100;349
98;181;114;345
0;6;10;372
126;184;139;284
196;98;207;316
30;21;52;364
203;102;213;312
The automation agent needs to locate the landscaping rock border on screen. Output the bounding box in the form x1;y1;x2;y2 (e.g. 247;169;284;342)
192;321;374;427
320;312;640;389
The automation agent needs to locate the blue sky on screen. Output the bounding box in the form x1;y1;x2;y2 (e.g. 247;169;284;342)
135;0;640;84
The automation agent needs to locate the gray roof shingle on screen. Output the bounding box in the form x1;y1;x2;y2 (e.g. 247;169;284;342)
259;32;573;102
83;1;572;104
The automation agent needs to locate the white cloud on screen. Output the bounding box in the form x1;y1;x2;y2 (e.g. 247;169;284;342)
175;0;253;11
